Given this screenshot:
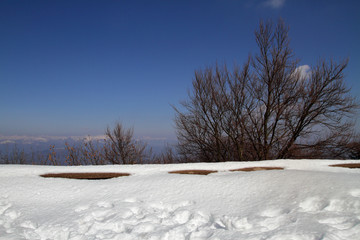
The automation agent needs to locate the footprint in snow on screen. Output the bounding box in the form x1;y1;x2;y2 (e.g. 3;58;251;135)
214;216;253;231
74;204;90;212
349;189;360;198
20;220;38;230
299;196;328;212
4;210;20;220
189;229;214;239
0;203;12;215
91;208;115;221
97;201;114;208
260;208;288;218
0;199;21;235
132;222;156;233
319;217;360;239
318;217;357;230
325;198;360;214
173;210;192;224
123;198;140;203
258;215;290;232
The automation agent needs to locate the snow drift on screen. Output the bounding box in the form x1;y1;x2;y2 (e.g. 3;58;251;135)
0;159;359;239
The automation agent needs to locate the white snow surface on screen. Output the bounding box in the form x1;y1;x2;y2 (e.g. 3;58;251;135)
0;159;360;240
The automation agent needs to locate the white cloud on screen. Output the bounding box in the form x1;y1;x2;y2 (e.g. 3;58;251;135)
264;0;286;9
295;65;311;79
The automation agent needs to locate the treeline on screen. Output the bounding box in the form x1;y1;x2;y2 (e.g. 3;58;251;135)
0;123;178;165
1;121;359;166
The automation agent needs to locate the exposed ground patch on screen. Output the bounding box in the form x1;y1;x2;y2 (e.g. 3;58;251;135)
329;163;360;169
40;172;130;180
168;170;217;175
230;167;284;172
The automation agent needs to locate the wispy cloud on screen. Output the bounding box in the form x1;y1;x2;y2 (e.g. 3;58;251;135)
263;0;286;9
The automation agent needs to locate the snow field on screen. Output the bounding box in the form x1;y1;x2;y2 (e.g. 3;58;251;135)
0;160;360;239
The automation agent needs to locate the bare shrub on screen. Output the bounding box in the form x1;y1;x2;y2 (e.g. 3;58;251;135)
45;145;59;165
65;142;81;165
152;145;179;164
342;135;360;159
64;124;155;165
0;149;9;164
81;139;106;165
29;147;46;165
104;123;149;164
65;139;106;166
174;19;358;162
0;145;27;164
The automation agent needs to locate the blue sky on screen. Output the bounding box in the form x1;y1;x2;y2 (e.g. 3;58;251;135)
1;0;359;140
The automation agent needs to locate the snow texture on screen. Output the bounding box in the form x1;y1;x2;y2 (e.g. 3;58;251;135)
0;159;360;239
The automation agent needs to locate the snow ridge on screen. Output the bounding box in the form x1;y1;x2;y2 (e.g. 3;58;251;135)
0;160;360;239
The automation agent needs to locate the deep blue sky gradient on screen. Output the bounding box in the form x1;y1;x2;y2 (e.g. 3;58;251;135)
1;0;359;139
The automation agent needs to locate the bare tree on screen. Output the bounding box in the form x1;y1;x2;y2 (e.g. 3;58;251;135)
65;141;82;165
339;134;360;159
64;124;153;166
65;139;106;165
0;145;27;164
153;144;179;164
46;145;59;165
174;64;249;162
0;148;10;164
175;19;358;162
346;140;360;159
81;139;106;165
104;122;149;164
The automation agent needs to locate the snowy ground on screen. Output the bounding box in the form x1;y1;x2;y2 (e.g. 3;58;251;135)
0;159;360;240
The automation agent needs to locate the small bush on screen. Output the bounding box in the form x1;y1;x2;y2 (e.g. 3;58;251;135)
104;123;149;164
